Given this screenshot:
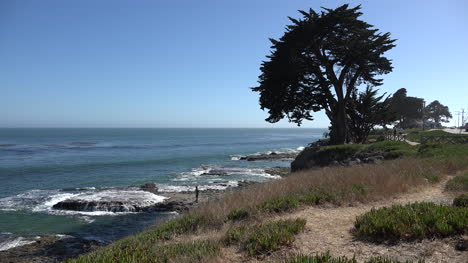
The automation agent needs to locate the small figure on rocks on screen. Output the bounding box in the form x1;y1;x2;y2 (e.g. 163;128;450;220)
399;127;404;141
393;127;397;140
195;185;199;203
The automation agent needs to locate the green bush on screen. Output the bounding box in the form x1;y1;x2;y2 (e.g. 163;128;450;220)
315;144;365;165
282;253;424;263
366;141;416;159
354;202;468;241
68;240;220;263
226;208;249;221
225;219;306;256
453;194;468;207
446;174;468;192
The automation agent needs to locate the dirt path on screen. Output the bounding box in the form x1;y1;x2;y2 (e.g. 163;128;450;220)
274;179;466;263
217;178;466;262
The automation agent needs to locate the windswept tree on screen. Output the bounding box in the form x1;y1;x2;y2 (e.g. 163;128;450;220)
389;88;424;128
252;4;396;144
425;100;452;125
347;87;394;143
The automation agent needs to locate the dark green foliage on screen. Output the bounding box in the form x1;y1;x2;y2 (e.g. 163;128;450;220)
347;87;395;143
453;194;468;207
282;253;424;263
390;88;424;128
354;202;468;241
446;174;468;192
252;4;396;144
316;144;364;165
425;100;452;124
225;219;306;256
226;208;250;221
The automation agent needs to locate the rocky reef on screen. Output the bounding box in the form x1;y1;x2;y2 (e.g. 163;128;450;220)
239;152;297;161
0;234;102;263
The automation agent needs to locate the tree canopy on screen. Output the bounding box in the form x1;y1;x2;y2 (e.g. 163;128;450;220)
252;4;396;144
347;87;394;143
425;100;452;124
389;88;424;128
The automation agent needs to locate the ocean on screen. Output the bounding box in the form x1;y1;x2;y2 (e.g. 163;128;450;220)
0;128;324;245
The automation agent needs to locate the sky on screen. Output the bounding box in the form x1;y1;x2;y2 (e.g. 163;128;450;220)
1;0;467;128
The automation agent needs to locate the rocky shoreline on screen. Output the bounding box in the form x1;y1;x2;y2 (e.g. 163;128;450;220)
0;180;261;263
0;143;393;263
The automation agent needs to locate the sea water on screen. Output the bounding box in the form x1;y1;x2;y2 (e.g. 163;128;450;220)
0;128;324;243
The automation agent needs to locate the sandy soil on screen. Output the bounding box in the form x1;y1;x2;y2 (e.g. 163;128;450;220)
217;178;467;263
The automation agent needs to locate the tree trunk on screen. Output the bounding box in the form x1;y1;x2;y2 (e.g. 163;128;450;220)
329;103;347;145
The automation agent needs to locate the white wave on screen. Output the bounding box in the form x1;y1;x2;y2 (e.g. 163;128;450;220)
159;181;239;192
79;216;95;223
0;189;167;216
33;192;81;212
230;155;242;161
234;145;305;159
0;237;37;251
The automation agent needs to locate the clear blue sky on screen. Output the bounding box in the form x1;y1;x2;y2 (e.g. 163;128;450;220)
1;0;467;128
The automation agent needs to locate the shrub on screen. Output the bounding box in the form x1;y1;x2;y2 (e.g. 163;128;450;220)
225;219;306;256
226;208;249;222
68;240;220;263
141;215;205;241
453;194;468;207
354;202;468;241
445;174;468;192
259;196;300;213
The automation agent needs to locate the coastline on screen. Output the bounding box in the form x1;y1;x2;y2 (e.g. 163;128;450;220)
0;173;283;263
0;151;294;262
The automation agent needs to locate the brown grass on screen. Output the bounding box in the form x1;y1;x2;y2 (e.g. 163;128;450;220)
192;159;448;226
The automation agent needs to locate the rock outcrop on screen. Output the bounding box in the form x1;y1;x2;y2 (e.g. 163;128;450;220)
0;234;103;263
291;141;385;172
240;152;297;161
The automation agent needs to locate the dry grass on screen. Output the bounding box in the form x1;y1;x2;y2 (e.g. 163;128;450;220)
193;159;447;226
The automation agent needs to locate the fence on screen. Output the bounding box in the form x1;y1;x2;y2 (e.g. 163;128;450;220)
420;135;468;144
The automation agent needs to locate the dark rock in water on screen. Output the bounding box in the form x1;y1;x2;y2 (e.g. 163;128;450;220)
265;167;290;177
0;234;103;263
52;200;147;212
140;183;158;193
0;144;16;147
52;189;167;213
240;152;297;161
201;169;228;176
